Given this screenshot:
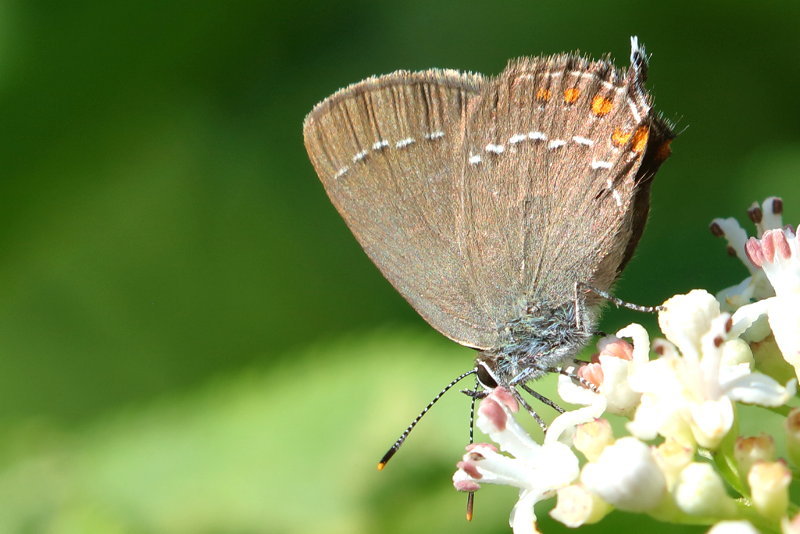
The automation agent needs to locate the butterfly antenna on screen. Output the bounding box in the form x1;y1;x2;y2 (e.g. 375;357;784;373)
466;372;478;521
377;368;477;471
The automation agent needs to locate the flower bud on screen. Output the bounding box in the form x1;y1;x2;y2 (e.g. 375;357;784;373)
748;460;790;522
785;407;800;467
573;419;614;462
721;338;754;368
751;335;795;385
550;483;611;527
674;463;736;518
652;438;693;489
581;437;666;513
734;434;775;479
688;398;734;450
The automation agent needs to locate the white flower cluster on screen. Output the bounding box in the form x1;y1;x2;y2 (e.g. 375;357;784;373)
453;198;800;534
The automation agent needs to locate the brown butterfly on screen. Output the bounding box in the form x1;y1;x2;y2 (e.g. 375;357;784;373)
303;38;674;475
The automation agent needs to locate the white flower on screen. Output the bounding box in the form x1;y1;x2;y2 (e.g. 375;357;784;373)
556;325;649;420
709;197;783;312
734;227;800;378
627;290;795;449
580;437;666;512
447;196;800;534
452;388;579;534
658;290;722;358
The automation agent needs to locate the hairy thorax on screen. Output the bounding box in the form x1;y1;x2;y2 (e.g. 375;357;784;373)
475;301;596;387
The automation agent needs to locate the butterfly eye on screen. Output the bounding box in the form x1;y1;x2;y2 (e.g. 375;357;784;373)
476;363;498;389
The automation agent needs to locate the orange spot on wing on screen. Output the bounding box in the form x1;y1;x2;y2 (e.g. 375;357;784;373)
591;95;613;116
611;129;632;146
631;126;650;153
563;87;581;103
535;88;551;101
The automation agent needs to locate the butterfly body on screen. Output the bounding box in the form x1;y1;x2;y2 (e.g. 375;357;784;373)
476;300;593;388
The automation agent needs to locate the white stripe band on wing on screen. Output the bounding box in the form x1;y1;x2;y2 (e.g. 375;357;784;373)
395;137;415;148
591;160;613;169
485;143;505;154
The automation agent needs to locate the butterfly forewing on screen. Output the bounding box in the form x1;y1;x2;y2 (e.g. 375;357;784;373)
455;52;673;326
303;70;503;350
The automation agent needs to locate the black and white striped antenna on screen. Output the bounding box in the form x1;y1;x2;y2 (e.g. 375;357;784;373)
377;368;477;471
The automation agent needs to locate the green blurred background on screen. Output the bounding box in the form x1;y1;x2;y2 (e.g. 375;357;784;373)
0;1;798;532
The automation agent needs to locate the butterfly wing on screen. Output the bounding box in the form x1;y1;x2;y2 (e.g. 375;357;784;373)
451;45;673;330
303;70;503;350
303;44;674;351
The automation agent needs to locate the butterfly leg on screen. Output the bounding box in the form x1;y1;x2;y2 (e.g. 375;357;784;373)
542;365;599;393
518;382;565;414
576;281;663;313
511;388;548;432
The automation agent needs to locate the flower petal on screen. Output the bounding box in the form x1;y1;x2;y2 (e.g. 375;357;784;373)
546;399;607;446
709;217;754;274
616;323;651;365
581;437;666;512
598;354;640;417
477;393;542;462
659;290;721;362
768;294;800;372
688;398;734;450
557;370;598;406
722;372;796;406
730;299;770;339
509;489;542;534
